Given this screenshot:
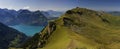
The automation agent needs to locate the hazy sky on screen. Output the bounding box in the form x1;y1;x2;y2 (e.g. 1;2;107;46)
79;0;120;11
0;0;119;11
0;0;79;11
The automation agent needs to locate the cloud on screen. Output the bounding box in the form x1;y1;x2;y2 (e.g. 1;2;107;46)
23;6;30;9
8;6;13;9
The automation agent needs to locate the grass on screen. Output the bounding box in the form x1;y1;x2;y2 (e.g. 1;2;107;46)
38;7;120;49
20;7;120;49
39;25;71;49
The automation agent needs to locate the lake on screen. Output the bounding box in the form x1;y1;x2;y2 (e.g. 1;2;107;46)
9;25;45;36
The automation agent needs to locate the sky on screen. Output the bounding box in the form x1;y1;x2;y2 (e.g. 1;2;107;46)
79;0;120;11
0;0;119;11
0;0;80;11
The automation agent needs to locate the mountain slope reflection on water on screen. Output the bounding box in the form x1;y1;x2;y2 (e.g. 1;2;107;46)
10;25;44;36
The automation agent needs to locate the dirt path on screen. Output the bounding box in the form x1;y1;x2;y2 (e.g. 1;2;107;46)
67;39;77;49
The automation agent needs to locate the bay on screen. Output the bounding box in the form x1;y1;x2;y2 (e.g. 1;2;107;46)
10;25;44;36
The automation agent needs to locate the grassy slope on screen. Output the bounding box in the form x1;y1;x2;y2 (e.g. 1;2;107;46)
11;7;120;49
37;7;120;49
39;24;99;49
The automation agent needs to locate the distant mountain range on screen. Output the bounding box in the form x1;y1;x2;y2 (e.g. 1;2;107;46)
41;10;64;17
0;8;63;26
41;10;64;20
106;11;120;16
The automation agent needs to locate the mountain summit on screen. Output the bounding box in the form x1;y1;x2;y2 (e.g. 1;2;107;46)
21;7;120;49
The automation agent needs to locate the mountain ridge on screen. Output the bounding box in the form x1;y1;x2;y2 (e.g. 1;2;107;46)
16;7;120;49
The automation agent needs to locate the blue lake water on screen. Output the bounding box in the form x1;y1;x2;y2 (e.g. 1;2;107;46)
9;25;44;36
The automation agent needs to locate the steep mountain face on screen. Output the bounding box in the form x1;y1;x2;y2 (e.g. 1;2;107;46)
17;10;48;26
0;22;28;49
0;9;18;25
0;9;48;26
17;7;120;49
